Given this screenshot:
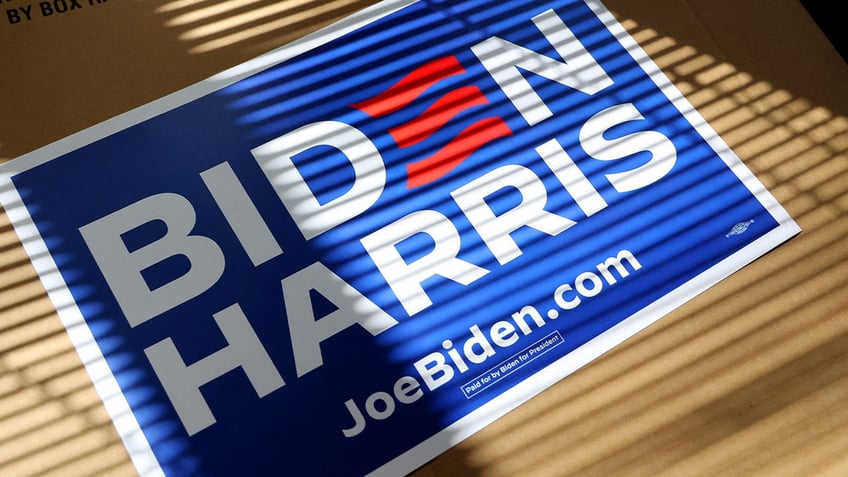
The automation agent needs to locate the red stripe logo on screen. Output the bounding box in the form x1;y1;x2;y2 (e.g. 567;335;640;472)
352;56;513;188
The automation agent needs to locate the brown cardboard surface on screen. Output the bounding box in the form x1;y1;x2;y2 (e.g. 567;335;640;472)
1;1;846;476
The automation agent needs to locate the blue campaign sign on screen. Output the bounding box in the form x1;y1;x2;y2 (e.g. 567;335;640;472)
0;1;799;475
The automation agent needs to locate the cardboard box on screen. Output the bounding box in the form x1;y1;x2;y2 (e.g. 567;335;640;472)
1;0;845;475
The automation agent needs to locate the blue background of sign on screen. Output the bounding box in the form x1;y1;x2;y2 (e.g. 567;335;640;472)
11;1;781;475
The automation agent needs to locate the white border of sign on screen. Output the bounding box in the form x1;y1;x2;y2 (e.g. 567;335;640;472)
0;1;799;476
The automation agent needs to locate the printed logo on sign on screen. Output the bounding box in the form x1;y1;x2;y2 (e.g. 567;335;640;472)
351;55;514;188
726;219;755;237
77;7;680;439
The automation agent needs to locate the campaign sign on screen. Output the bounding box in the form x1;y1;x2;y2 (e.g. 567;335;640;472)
0;1;799;475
